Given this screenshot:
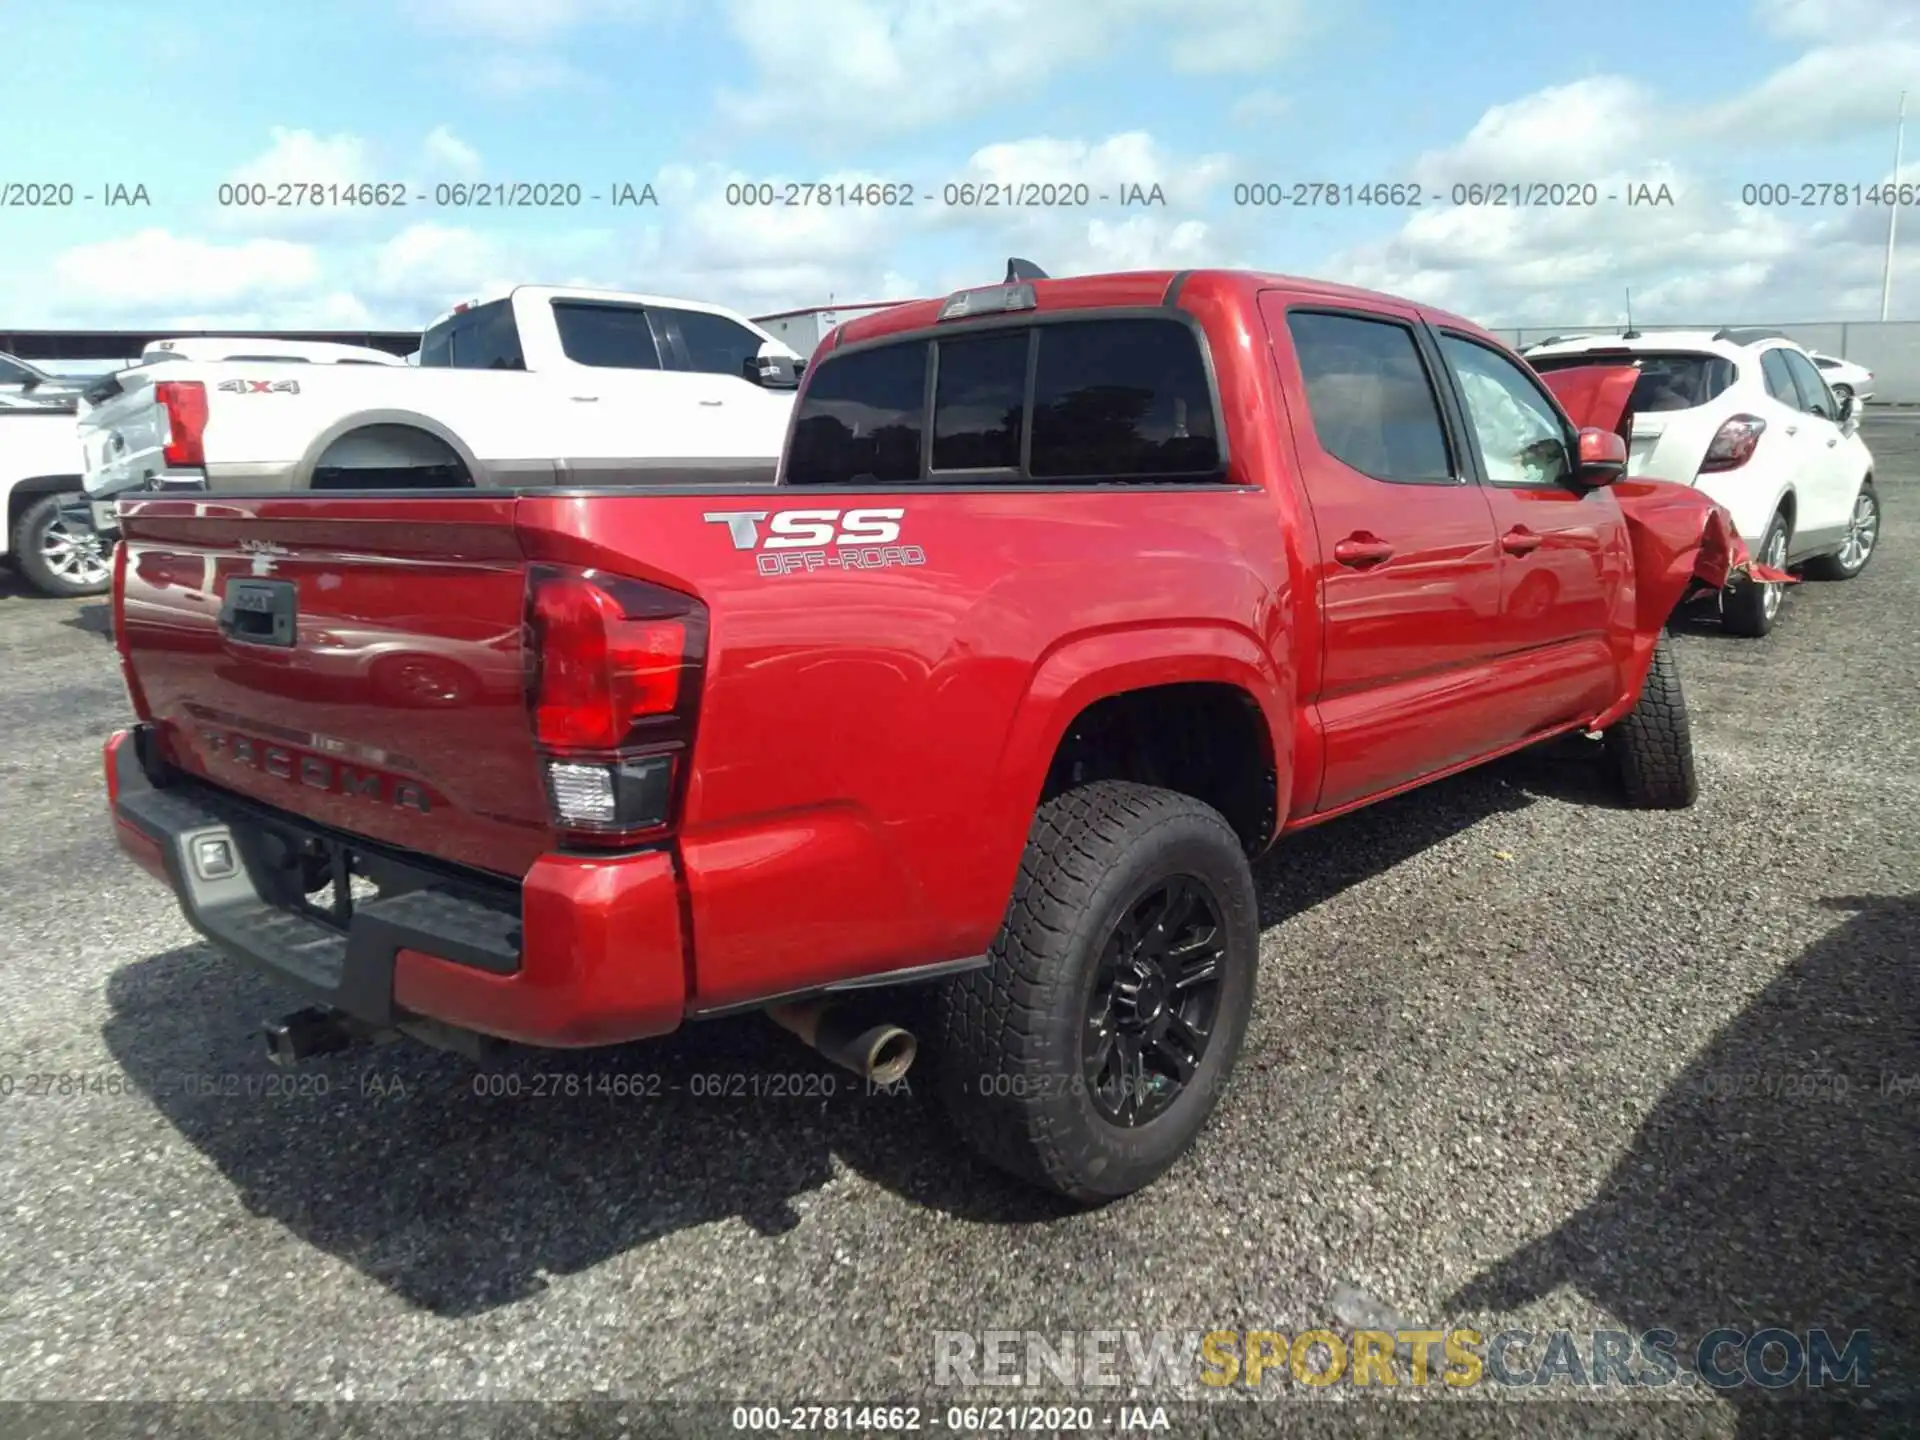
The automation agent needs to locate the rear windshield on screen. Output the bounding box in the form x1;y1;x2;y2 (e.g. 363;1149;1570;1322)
784;316;1221;485
1529;350;1736;412
418;299;527;370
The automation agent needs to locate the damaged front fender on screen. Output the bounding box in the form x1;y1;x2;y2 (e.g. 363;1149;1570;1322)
1590;479;1797;730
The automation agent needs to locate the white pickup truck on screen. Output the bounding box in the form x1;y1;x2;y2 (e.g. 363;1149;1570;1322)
78;286;804;534
3;338;405;597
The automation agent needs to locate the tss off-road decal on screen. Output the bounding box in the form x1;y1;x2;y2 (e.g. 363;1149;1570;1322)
703;507;927;576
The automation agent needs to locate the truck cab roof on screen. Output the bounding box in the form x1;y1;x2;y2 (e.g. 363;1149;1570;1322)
426;285;786;336
826;268;1507;353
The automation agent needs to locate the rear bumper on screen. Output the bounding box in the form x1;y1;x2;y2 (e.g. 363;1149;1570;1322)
105;726;688;1047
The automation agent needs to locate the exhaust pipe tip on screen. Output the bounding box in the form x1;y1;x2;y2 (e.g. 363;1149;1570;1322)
767;1001;918;1085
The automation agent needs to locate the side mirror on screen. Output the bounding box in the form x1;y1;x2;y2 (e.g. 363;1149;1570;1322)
744;347;802;389
1574;426;1627;486
1839;393;1859;425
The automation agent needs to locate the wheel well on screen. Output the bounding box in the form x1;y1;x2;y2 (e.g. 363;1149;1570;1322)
1041;682;1277;853
312;425;471;490
7;475;81;535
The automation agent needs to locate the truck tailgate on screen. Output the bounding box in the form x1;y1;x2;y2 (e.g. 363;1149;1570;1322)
116;495;550;878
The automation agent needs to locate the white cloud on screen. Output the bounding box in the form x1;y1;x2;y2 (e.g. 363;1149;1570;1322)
464;53;598;97
1755;0;1919;39
1687;41;1920;146
718;0;1314;136
1231;90;1292;125
229;126;371;190
421;125;483;178
40;230;326;323
403;0;667;43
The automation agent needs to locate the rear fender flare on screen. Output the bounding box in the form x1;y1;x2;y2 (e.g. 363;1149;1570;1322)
990;621;1295;845
294;409;488;488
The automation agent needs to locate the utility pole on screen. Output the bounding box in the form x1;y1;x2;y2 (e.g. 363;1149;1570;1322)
1881;89;1906;322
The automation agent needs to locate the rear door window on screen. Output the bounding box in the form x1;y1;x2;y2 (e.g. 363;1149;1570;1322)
1780;349;1836;420
784;341;928;485
1760;349;1800;407
552;301;663;369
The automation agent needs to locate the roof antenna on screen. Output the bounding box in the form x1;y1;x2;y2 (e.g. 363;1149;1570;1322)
1622;287;1640;340
1006;257;1049;282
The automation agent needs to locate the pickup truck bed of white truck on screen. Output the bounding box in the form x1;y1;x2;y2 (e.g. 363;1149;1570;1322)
79;286;803;512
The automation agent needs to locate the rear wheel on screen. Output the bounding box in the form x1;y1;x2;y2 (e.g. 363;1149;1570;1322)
930;781;1259;1202
11;492;110;598
1832;383;1854;405
1722;510;1790;637
1605;631;1698;810
1802;481;1879;581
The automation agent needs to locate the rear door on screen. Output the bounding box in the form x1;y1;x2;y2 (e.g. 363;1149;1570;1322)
1431;329;1630;730
546;298;732;478
1260;294;1507;812
1776;346;1858;544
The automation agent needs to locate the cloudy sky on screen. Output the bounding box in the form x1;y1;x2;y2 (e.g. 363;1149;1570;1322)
6;0;1919;333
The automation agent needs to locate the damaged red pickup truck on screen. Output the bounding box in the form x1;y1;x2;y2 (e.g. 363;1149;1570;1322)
103;268;1759;1201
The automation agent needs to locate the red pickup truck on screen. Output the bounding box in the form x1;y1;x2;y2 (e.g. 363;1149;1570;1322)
103;267;1756;1202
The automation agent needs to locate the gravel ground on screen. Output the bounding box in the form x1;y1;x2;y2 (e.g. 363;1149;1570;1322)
1;426;1915;1439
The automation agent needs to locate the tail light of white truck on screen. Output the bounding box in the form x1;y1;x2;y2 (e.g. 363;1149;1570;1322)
1698;414;1766;474
153;380;210;467
524;566;708;847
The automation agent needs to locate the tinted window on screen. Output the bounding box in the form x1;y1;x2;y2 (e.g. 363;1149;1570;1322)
1287;312;1452;483
664;307;765;379
933;332;1026;470
417;322;455;368
552;302;662;369
785;341;927;485
1029;319;1220;478
1531;351;1736;412
0;356;34;385
1814;356;1840;370
1760;349;1800;406
1781;349;1835;419
451;300;525;370
1439;334;1572;487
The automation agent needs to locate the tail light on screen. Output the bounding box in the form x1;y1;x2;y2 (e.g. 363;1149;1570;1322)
1698;414;1765;473
524;566;707;847
154;381;209;467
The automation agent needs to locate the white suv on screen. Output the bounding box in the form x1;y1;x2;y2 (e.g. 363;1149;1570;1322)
1525;328;1879;637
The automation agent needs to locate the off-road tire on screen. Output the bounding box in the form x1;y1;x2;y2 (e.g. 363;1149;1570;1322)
929;781;1259;1203
1605;631;1698;810
1722;509;1790;638
12;492;110;598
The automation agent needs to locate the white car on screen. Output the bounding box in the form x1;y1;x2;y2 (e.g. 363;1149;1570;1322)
78;286;803;531
1809;351;1874;405
2;396;104;597
1526;327;1879;637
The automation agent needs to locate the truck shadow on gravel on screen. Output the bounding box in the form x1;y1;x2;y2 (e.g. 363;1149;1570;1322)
1441;892;1919;1434
97;750;1606;1318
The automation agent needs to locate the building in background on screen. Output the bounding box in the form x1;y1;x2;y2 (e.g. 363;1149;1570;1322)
751;302;906;357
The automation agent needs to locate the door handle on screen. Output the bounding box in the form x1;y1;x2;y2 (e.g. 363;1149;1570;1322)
1827;437;1838;447
570;395;600;403
698;399;725;407
1332;533;1394;568
1784;424;1799;435
1501;526;1544;556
